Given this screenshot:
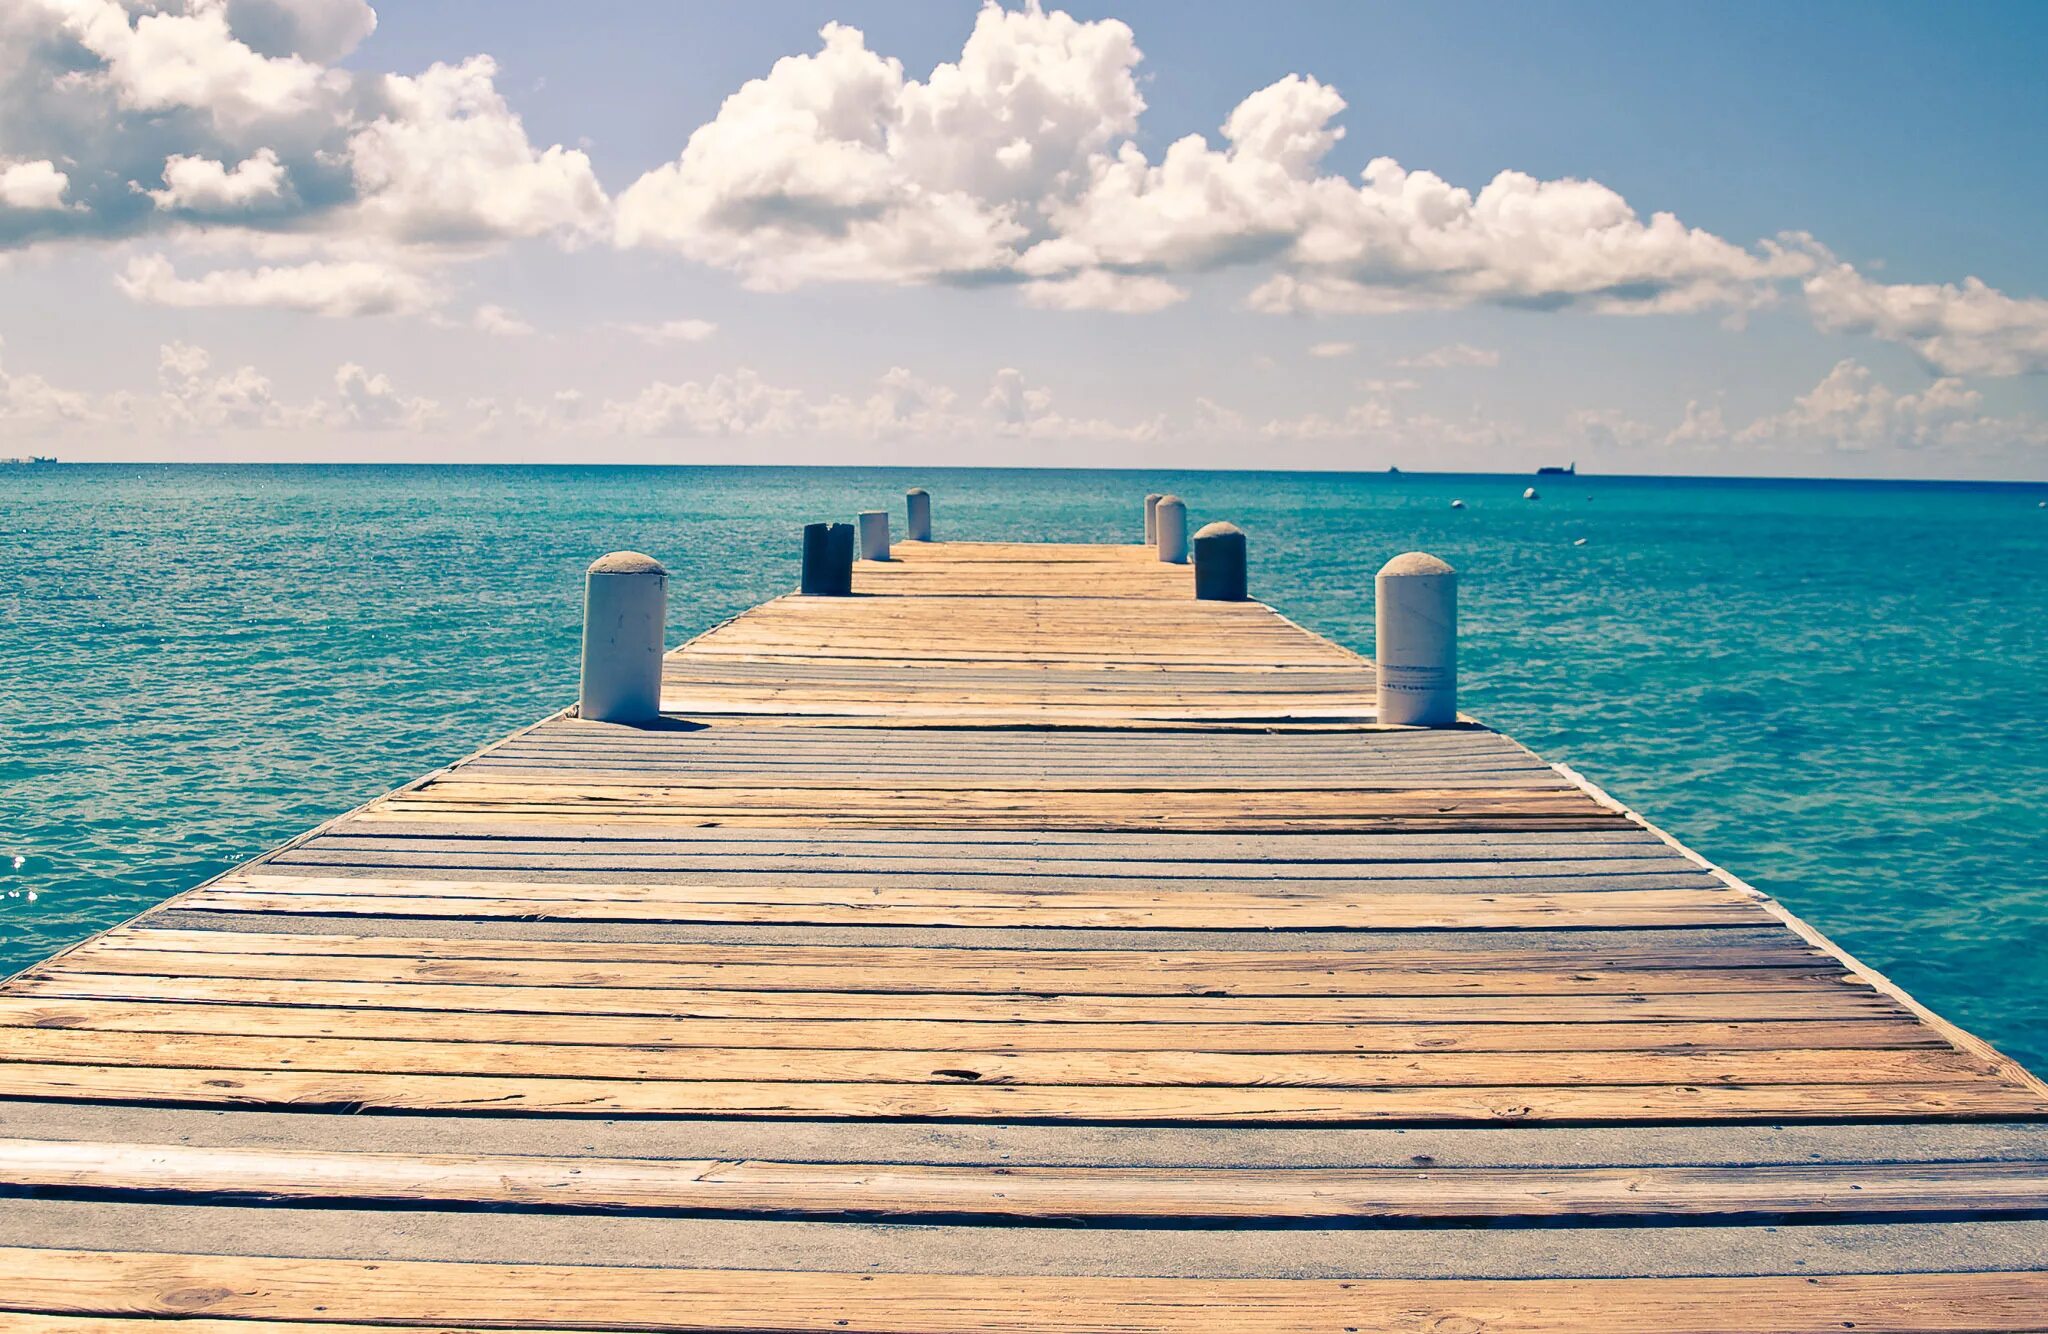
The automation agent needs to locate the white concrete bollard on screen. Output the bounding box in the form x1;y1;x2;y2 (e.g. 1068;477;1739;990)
858;509;891;561
1375;551;1457;727
1144;493;1164;544
905;488;932;542
1154;495;1188;563
579;551;667;725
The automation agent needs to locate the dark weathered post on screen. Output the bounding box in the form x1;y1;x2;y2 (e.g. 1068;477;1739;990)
906;488;932;542
1192;521;1248;601
801;522;834;595
803;521;857;595
826;522;855;594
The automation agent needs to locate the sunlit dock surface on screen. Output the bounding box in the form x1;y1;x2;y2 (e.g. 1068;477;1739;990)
2;536;2046;1331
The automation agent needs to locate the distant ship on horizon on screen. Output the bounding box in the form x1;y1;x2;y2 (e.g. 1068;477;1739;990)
1536;461;1577;476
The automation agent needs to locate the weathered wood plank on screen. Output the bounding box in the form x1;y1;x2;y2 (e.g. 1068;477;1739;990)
91;927;1838;973
0;1029;1981;1089
11;972;1904;1023
5;1248;2047;1332
57;945;1863;998
7;1139;2045;1221
0;1063;2035;1119
0;999;1942;1055
181;874;1770;929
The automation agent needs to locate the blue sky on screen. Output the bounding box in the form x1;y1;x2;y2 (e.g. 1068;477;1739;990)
3;0;2044;476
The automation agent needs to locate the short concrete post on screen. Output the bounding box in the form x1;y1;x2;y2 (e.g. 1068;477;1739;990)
579;551;666;725
905;488;932;542
1154;495;1188;563
800;522;837;595
858;510;890;561
1192;521;1248;601
1144;493;1164;544
1375;552;1457;727
826;522;855;594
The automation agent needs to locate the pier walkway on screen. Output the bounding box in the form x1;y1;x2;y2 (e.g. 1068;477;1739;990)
3;535;2047;1331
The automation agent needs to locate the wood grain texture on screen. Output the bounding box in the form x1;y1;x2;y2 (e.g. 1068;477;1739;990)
5;1249;2047;1333
7;1139;2045;1221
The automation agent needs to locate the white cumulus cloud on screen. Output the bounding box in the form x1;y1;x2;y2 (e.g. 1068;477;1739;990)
1575;361;2048;457
602;369;811;437
1;0;604;316
595;363;1155;443
147;148;289;211
0;336;105;431
345;56;606;244
156;339;302;430
609;7;1826;327
615;6;1145;291
1020;270;1186;312
1734;359;2010;453
0;159;73;211
328;360;441;429
47;0;339;127
1804;262;2048;377
118;252;441;317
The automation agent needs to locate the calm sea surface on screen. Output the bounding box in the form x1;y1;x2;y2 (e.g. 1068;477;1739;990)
4;465;2046;1070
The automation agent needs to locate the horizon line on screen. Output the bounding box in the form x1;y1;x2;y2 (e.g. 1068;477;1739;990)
12;459;2048;489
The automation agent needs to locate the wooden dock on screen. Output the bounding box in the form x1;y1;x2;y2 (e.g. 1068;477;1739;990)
3;533;2047;1331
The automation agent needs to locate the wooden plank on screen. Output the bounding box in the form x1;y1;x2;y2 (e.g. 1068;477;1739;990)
0;1029;1984;1089
54;945;1865;998
397;779;1600;805
10;972;1905;1023
268;851;1710;882
91;927;1838;973
360;781;1632;832
309;825;1677;854
250;857;1727;895
352;810;1629;834
5;1248;2047;1332
6;1139;2045;1221
0;999;1945;1054
175;875;1773;928
0;1062;2036;1119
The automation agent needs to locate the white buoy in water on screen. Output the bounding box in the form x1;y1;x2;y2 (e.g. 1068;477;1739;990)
579;551;667;725
1523;487;1540;500
1450;499;1466;510
1375;552;1456;728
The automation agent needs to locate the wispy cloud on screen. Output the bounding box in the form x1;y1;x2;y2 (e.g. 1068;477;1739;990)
1397;343;1501;370
618;319;719;344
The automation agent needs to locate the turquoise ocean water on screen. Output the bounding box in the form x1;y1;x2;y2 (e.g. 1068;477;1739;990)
4;465;2046;1071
